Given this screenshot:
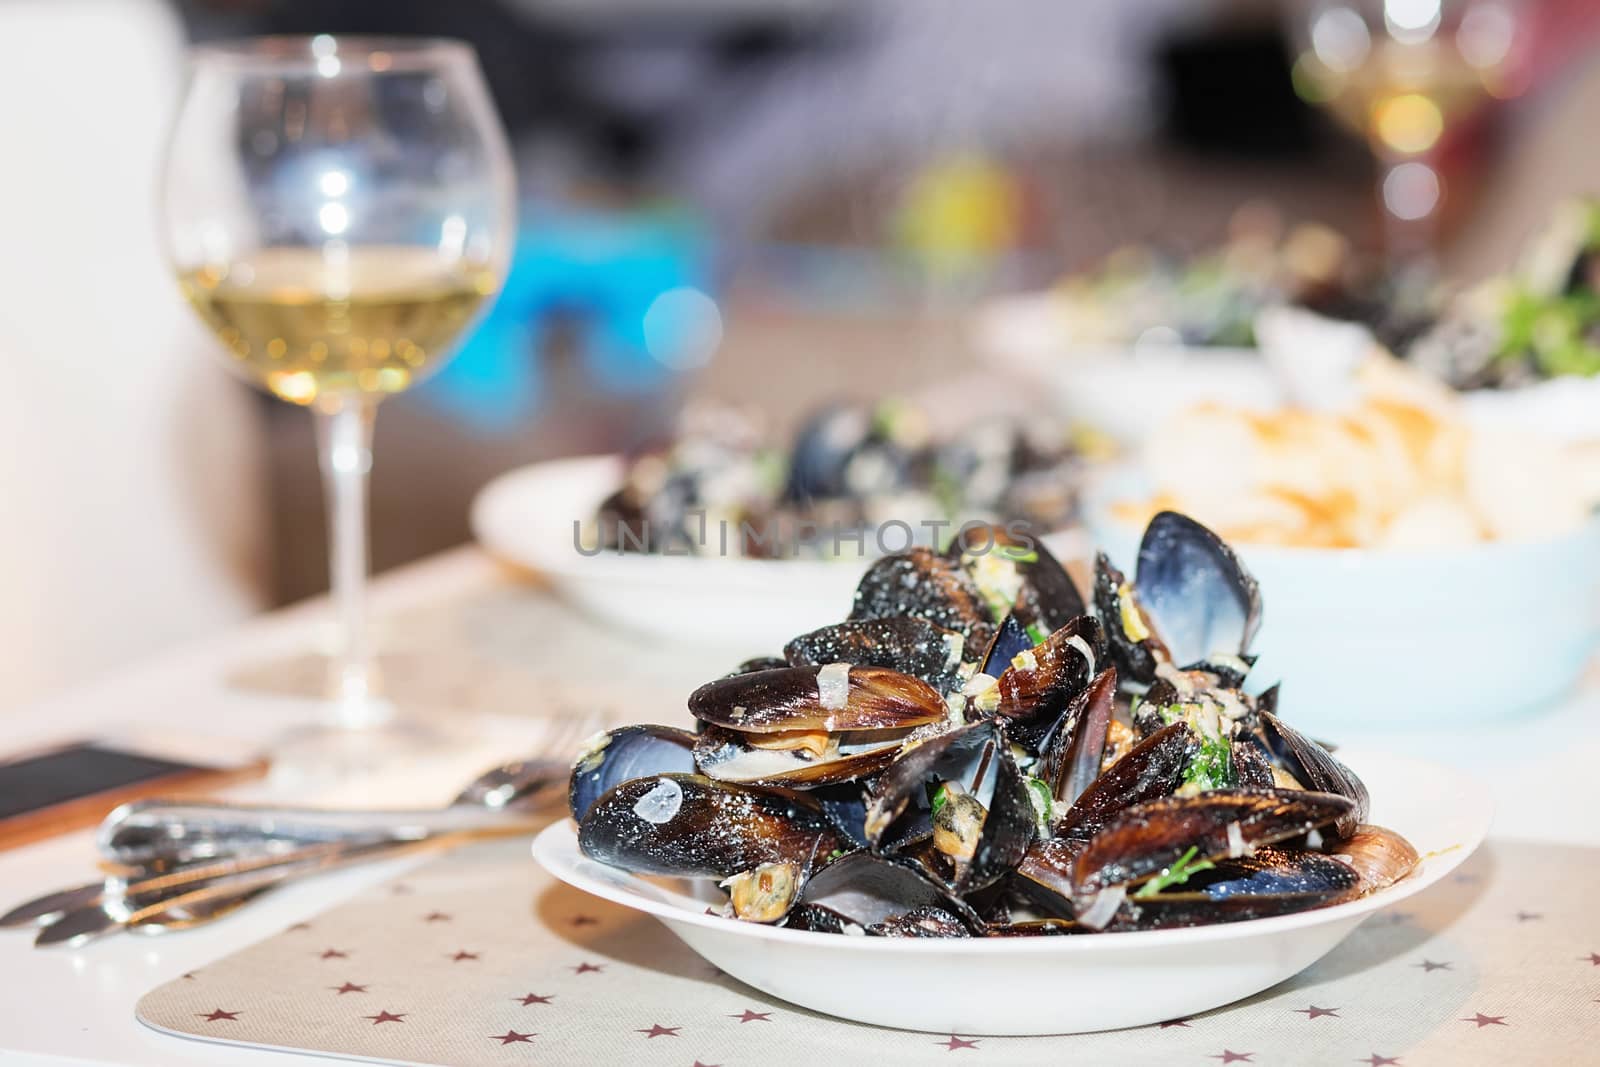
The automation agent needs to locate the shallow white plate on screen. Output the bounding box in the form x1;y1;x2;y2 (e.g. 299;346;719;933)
533;748;1490;1035
471;455;869;649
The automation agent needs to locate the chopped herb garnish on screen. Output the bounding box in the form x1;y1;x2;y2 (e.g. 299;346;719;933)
826;848;847;862
1133;846;1216;898
930;783;951;819
1182;733;1235;791
1023;776;1053;836
998;545;1039;563
1025;622;1049;645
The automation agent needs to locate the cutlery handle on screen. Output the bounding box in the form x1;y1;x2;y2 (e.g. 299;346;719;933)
98;800;536;865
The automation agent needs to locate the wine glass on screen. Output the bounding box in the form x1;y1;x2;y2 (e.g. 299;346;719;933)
161;36;515;735
1288;0;1522;267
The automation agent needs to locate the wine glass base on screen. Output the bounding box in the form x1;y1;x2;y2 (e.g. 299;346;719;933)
269;711;468;781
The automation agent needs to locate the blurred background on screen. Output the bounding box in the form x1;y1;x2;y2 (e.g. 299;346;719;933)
3;0;1599;711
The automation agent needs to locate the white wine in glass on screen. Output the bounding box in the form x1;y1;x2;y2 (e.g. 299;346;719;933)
162;36;515;737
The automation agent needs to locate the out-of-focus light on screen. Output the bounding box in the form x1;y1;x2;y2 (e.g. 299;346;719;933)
318;202;350;235
317;56;342;78
311;35;337;57
1385;0;1441;41
1312;6;1371;73
1373;92;1444;154
1292;53;1339;104
1458;3;1515;69
642;287;723;370
318;170;350;197
1383;161;1442;220
439;214;467;257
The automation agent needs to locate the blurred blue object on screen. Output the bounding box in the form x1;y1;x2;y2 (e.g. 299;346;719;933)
422;205;715;434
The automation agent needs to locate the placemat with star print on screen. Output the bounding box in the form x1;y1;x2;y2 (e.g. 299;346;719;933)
136;835;1600;1066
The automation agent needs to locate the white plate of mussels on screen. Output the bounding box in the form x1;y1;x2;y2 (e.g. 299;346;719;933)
534;511;1492;1035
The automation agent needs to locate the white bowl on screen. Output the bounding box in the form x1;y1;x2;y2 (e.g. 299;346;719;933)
1088;506;1600;734
533;748;1488;1036
471;455;870;649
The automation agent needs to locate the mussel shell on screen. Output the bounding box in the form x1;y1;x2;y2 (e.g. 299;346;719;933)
986;616;1107;723
944;522;1087;633
849;548;995;648
984;919;1081;936
795;851;981;931
577;773;846;883
978;614;1034;680
688;664;946;734
868;906;972;938
1010;835;1090;920
1231;737;1277;790
811;782;872;848
568;724;698;823
1054;719;1195;839
863;720;1035;893
693;725;902;788
1107;848;1362;930
1038;667;1119;810
785;618;967;695
730;656;789;676
1070;788;1357;899
784;903;864;935
1134;511;1262;669
1094;552;1163;684
1325;824;1420;893
1257;712;1369;838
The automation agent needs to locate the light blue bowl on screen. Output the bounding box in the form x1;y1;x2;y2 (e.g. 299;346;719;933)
1088;507;1600;734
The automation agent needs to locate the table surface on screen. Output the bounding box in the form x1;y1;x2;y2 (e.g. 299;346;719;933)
3;546;1598;1067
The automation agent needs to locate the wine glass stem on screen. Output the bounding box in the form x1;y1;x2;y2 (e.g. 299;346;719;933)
312;395;386;728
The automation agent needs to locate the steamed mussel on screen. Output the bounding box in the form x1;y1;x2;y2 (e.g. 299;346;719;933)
569;511;1418;937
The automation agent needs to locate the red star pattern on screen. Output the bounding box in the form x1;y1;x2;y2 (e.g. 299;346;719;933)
424;912;451;922
692;1062;721;1067
319;949;349;960
197;1009;240;1022
1517;912;1542;922
330;983;368;995
1580;953;1600;966
572;962;604;974
636;1023;680;1038
489;1030;535;1044
1295;1005;1341;1019
1462;1013;1508;1028
1211;1052;1254;1063
938;1036;980;1051
1414;959;1452;972
1359;1056;1402;1066
729;1009;771;1022
515;993;554;1006
570;915;598;927
363;1010;406;1025
450;951;479;962
1159;1019;1191;1028
180;972;196;981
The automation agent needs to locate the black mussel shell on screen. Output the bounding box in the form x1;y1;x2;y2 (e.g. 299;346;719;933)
1070;788;1357;900
812;782;872;848
984;919;1081;936
1231;736;1277;790
978;614;1034;680
784;903;862;934
693;725;901;788
1325;824;1419;893
1256;683;1281;717
688;664;946;734
1010;836;1090;920
1038;668;1118;810
1256;712;1369;838
978;616;1107;725
569;725;698;823
849;548;995;648
1093;552;1164;684
794;851;981;932
868;905;972;938
730;656;789;676
944;522;1087;633
785;404;908;504
1106;848;1361;930
1054;719;1195;839
577;774;847;887
1134;511;1262;669
785;617;968;695
1180;655;1257;689
863;720;1035;893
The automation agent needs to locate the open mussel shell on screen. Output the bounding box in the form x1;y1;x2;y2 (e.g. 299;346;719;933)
1010;836;1090;920
973;616;1107;725
1256;712;1369;838
569;725;698;823
863;720;1035;893
1069;788;1357;903
1134;510;1262;670
849;547;995;648
1108;848;1362;931
1093;552;1164;684
791;851;982;934
577;774;847;912
688;664;946;734
693;725;901;788
1037;667;1118;811
1326;824;1420;893
944;522;1087;633
1053;718;1195;839
977;614;1034;680
785;617;967;696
